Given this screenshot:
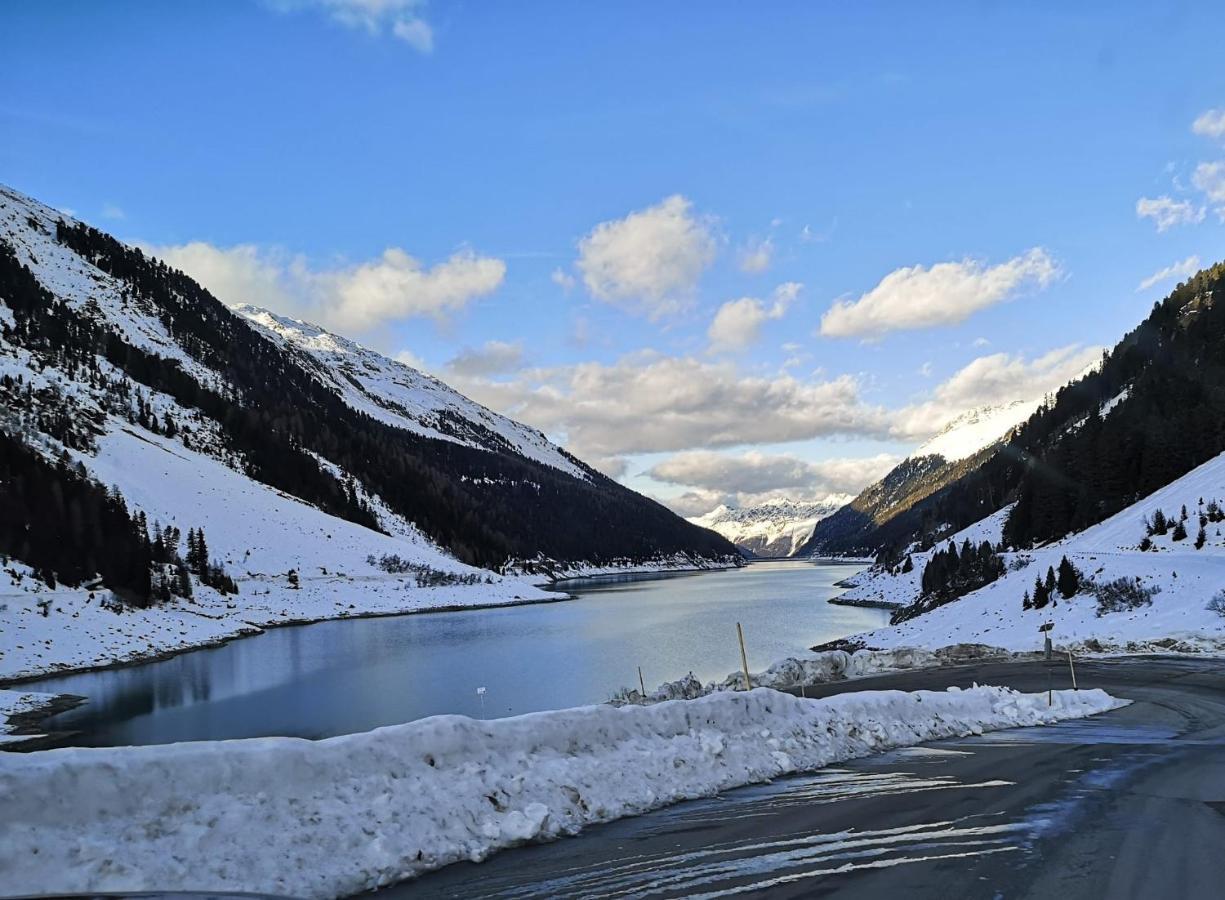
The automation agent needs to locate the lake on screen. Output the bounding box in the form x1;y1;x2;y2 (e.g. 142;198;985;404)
21;559;885;748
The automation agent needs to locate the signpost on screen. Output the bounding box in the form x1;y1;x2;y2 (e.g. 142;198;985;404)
476;686;487;718
1039;622;1054;706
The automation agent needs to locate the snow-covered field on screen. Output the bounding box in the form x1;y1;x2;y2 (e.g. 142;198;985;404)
0;684;1121;899
844;451;1225;654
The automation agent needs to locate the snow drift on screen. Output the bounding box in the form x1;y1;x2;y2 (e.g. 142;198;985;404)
0;685;1121;898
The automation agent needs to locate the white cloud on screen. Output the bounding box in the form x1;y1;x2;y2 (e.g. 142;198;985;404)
448;352;895;474
1136;195;1205;231
271;0;434;51
391;15;433;52
738;237;773;273
1136;255;1201;292
1192;162;1225;218
891;344;1102;440
452;344;1101;474
918;361;933;377
1192;108;1225;140
575;195;716;320
819;248;1059;338
100;203;125;220
972;337;990;348
550;267;576;292
446;341;525;377
649;450;898;505
143;241;505;333
707;282;800;351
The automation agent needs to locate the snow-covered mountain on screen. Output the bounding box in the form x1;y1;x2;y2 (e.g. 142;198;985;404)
913;399;1040;463
0;184;738;680
231;305;588;479
798;399;1040;557
689;496;853;557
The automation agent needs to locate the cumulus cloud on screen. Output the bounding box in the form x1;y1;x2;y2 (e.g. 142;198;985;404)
649;450;899;506
707;282;800;351
1136;255;1201;292
738;237;773;273
575;195;716;320
1192;108;1225;140
891;344;1102;440
443;340;1104;478
272;0;434;52
143;241;505;334
446;341;525;377
1136;195;1205;231
1192;162;1225;218
448;352;895;474
819;248;1059;338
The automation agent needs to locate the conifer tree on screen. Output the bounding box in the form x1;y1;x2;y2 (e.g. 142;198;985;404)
1056;556;1079;598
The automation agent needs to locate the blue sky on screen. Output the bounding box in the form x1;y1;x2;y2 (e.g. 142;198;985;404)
4;1;1225;514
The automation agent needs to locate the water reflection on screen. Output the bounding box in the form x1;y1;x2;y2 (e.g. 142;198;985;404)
21;560;884;748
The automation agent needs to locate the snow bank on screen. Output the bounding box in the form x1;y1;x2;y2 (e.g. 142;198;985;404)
0;685;1121;898
638;647;942;703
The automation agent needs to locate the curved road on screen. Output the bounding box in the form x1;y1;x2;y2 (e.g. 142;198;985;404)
386;656;1225;899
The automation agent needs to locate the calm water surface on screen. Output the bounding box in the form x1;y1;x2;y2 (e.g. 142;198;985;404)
23;560;885;748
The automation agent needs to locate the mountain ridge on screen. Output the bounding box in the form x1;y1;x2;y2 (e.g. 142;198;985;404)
689;496;853;558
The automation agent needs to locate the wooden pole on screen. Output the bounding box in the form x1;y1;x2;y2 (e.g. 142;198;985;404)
638;665;646;699
1067;650;1078;690
737;622;752;691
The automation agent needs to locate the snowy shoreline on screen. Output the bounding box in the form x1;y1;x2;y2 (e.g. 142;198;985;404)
0;560;745;689
0;684;1123;898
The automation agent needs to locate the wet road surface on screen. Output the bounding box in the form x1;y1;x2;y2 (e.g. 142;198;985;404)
384;656;1225;899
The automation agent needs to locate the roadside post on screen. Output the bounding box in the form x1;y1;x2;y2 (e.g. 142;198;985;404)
638;666;646;699
737;622;752;691
1067;650;1078;690
476;685;486;718
1039;622;1054;706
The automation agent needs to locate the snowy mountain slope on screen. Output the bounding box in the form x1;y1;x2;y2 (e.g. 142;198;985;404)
846;451;1225;653
799;400;1040;557
689;496;852;557
834;504;1015;609
0;183;734;565
914;399;1041;463
233;305;589;480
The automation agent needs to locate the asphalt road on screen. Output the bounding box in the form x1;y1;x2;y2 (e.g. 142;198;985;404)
384;656;1225;899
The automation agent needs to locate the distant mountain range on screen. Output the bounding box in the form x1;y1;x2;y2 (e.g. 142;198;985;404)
689;497;853;558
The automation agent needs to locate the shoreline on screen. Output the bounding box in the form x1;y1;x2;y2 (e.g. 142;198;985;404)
0;560;741;691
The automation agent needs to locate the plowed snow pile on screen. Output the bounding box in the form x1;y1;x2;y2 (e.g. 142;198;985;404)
1;685;1121;898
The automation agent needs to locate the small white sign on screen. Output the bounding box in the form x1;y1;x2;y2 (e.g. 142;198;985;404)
476;686;487;696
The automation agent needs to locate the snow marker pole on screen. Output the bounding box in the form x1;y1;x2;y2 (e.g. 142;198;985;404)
1067;651;1078;690
737;622;752;691
638;666;646;700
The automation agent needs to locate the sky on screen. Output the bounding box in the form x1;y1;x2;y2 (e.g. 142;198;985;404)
4;1;1225;517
